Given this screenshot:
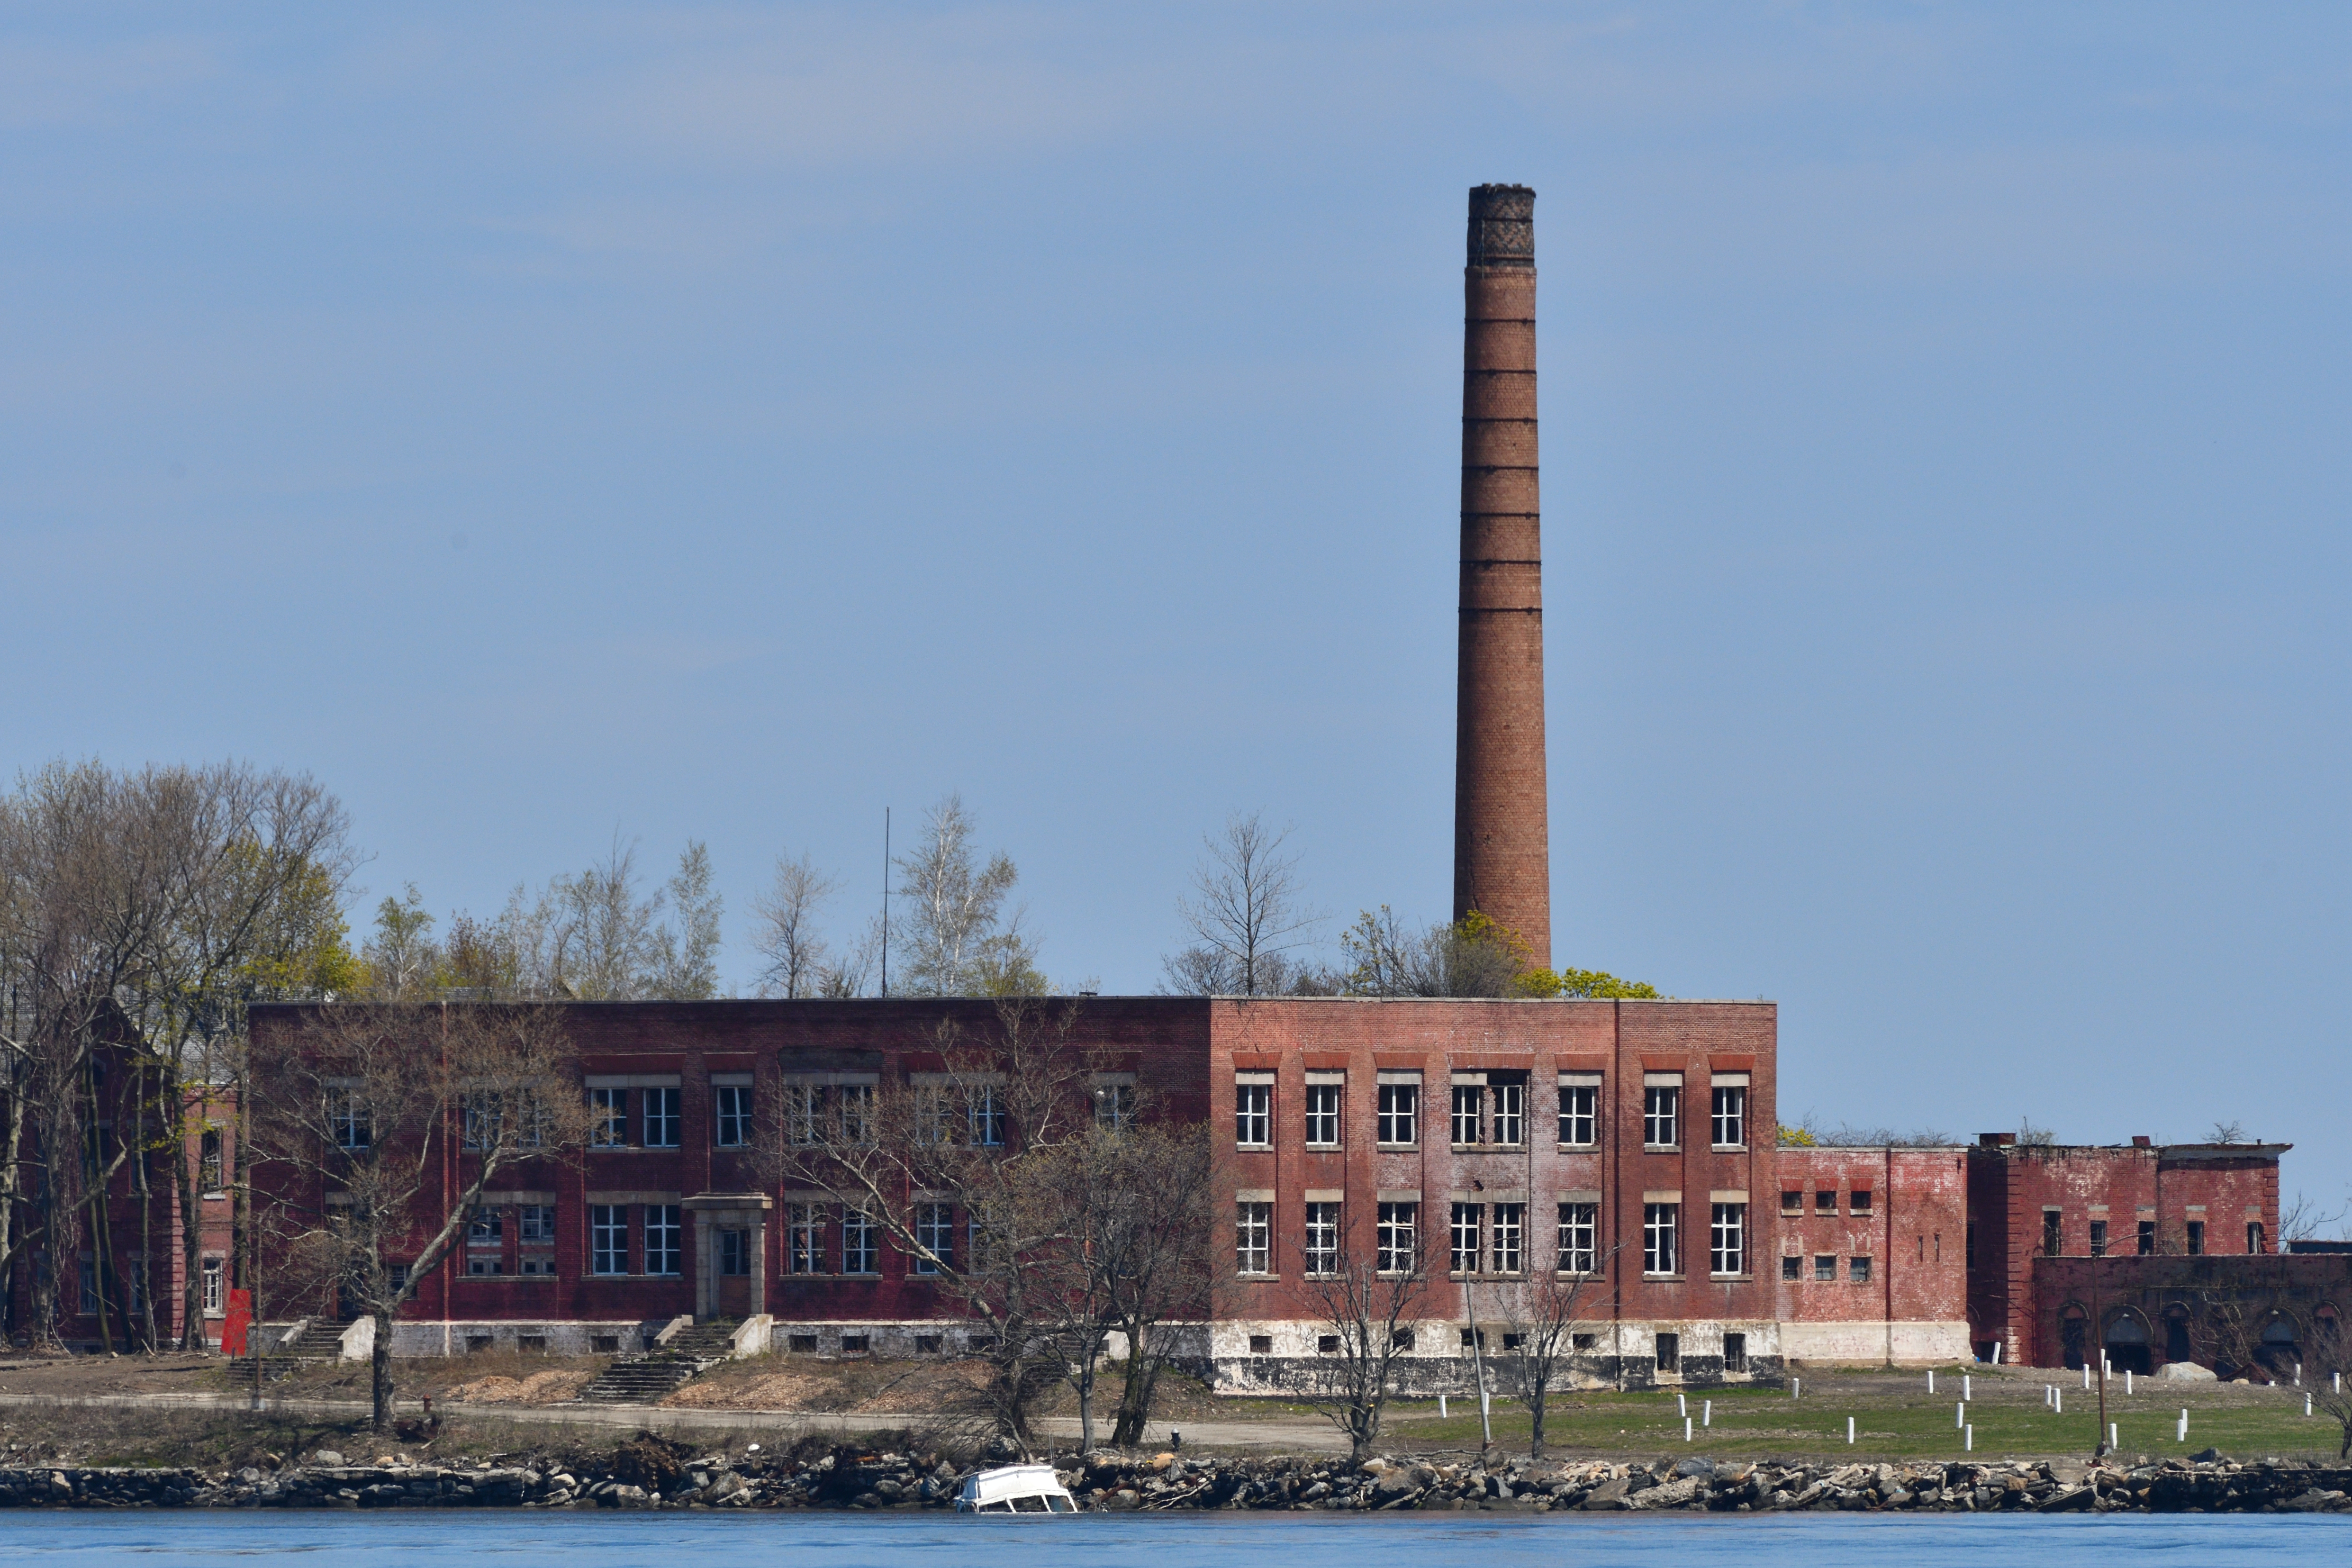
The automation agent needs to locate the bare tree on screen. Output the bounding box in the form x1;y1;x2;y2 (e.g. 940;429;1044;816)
1289;1215;1429;1463
2308;1314;2352;1460
2208;1119;2249;1145
1162;813;1318;996
763;996;1098;1446
751;851;840;998
245;1001;590;1430
1488;1242;1624;1457
892;795;1036;997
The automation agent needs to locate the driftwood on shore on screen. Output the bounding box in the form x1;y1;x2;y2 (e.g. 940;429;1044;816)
3;1442;2352;1515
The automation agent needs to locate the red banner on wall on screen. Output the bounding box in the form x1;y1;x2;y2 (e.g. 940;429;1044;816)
221;1288;252;1356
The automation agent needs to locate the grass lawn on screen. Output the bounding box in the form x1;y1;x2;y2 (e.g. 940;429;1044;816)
1374;1364;2352;1464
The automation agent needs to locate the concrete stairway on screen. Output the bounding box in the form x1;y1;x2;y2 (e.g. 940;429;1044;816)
572;1320;740;1405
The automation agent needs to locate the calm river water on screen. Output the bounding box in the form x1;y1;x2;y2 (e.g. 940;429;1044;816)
0;1513;2341;1566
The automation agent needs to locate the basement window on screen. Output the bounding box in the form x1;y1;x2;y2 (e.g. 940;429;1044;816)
1572;1333;1596;1350
915;1335;942;1354
840;1334;870;1354
1723;1333;1747;1373
1249;1335;1273;1355
517;1334;546;1354
1318;1335;1339;1354
787;1333;819;1353
1654;1332;1679;1374
591;1334;621;1354
465;1334;493;1353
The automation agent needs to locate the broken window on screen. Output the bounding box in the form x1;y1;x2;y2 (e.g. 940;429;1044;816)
1557;1075;1599;1145
914;1202;954;1275
783;1084;823;1146
1849;1255;1872;1283
469;1206;504;1246
1816;1189;1837;1215
1391;1330;1415;1351
2137;1220;2156;1255
1490;1079;1524;1147
961;1083;1002;1147
787;1333;818;1353
1460;1327;1485;1350
787;1204;825;1274
1556;1201;1597;1274
915;1334;942;1354
1710;1082;1746;1148
1814;1254;1836;1283
837;1084;876;1146
713;1084;751;1148
199;1126;226;1190
645;1205;682;1276
1723;1332;1747;1373
2248;1222;2266;1255
1451;1083;1484;1146
1781;1254;1801;1282
1304;1201;1340;1276
1377;1080;1418;1146
1236;1202;1272;1275
1377;1202;1419;1274
1492;1203;1524;1274
1304;1080;1342;1146
328;1090;368;1152
1848;1189;1873;1216
201;1256;224;1314
1093;1081;1135;1132
1781;1190;1803;1216
1710;1203;1746;1277
2089;1220;2108;1258
2043;1210;2063;1257
1643;1203;1679;1276
1318;1335;1340;1354
590;1205;628;1276
840;1334;869;1354
643;1087;680;1148
1643;1085;1680;1148
2186;1219;2205;1255
590;1088;628;1147
717;1229;750;1278
1235;1079;1271;1147
1248;1335;1273;1354
462;1091;503;1150
1654;1332;1679;1374
1450;1203;1483;1274
840;1207;877;1274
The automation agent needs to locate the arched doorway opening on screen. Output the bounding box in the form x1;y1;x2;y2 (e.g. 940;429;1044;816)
2258;1314;2300;1380
2104;1311;2153;1376
2163;1305;2192;1366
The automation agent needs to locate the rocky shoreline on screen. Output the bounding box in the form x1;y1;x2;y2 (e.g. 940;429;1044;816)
4;1442;2351;1514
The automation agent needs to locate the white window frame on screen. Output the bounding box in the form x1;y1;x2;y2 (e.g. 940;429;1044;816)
1556;1076;1599;1147
1643;1202;1680;1277
1376;1080;1419;1147
914;1202;954;1275
964;1083;1003;1147
1643;1078;1681;1149
519;1204;557;1244
713;1084;751;1148
589;1087;628;1148
841;1206;877;1275
590;1205;628;1276
1234;1077;1272;1147
201;1255;225;1315
1491;1201;1524;1274
1449;1202;1483;1274
645;1205;683;1277
1236;1201;1273;1275
1303;1078;1343;1147
1710;1202;1746;1277
1710;1079;1747;1149
1556;1201;1598;1274
1303;1201;1340;1276
1376;1202;1418;1276
787;1203;825;1274
1450;1081;1484;1147
642;1086;681;1148
1490;1080;1524;1148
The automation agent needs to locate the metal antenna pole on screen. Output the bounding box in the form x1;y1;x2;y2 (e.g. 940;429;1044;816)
880;807;890;998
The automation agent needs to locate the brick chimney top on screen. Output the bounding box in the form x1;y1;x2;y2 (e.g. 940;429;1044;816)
1467;184;1535;268
2131;1135;2153;1148
1978;1132;2017;1148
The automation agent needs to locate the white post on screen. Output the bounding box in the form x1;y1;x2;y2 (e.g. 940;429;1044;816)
1678;1393;1687;1418
1927;1370;1936;1394
1792;1378;1800;1399
2056;1387;2063;1414
1956;1401;1965;1429
1685;1417;1693;1443
1439;1395;1448;1418
1992;1341;2002;1365
2083;1364;2091;1390
1847;1416;1855;1445
2178;1410;2188;1442
1965;1423;1974;1452
2337;1373;2343;1395
2307;1395;2315;1417
1704;1399;1712;1427
2126;1370;2132;1396
1963;1375;1971;1402
2295;1363;2302;1387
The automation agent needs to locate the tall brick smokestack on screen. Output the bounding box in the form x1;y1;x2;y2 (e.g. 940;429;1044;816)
1454;183;1551;968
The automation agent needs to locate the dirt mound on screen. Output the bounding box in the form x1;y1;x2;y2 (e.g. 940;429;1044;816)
664;1372;824;1410
444;1369;592;1405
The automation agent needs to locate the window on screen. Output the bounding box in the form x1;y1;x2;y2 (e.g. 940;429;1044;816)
2248;1222;2266;1255
962;1083;1003;1147
518;1257;555;1276
1710;1203;1746;1277
391;1263;410;1294
2089;1219;2108;1258
840;1334;870;1354
1643;1085;1679;1147
1450;1203;1483;1274
199;1127;226;1188
1816;1189;1837;1215
840;1207;877;1275
913;1084;951;1146
1655;1332;1679;1374
1460;1328;1485;1350
1304;1081;1342;1146
1304;1202;1340;1276
645;1205;682;1276
1491;1080;1524;1147
838;1084;876;1145
2186;1220;2206;1256
1093;1081;1135;1132
515;1204;553;1245
1711;1084;1746;1148
1377;1202;1418;1274
1391;1330;1415;1352
2137;1220;2156;1256
463;1091;504;1150
1451;1083;1483;1146
467;1257;504;1277
2043;1211;2063;1257
1781;1254;1801;1281
1845;1254;1871;1282
1781;1190;1803;1216
1848;1189;1873;1216
590;1205;628;1275
1557;1078;1598;1146
640;1087;679;1148
468;1207;504;1246
1236;1202;1272;1275
915;1202;954;1275
329;1092;368;1152
785;1084;823;1146
1491;1203;1524;1274
714;1085;751;1148
1318;1335;1340;1354
1556;1202;1597;1274
787;1204;825;1274
915;1334;942;1354
718;1230;750;1278
1643;1203;1679;1276
1724;1332;1747;1373
201;1256;224;1314
1814;1253;1836;1282
1377;1082;1418;1146
590;1088;628;1147
1234;1080;1271;1147
1248;1335;1273;1355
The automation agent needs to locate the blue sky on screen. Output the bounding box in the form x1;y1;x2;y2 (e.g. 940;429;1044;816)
5;5;2347;1210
